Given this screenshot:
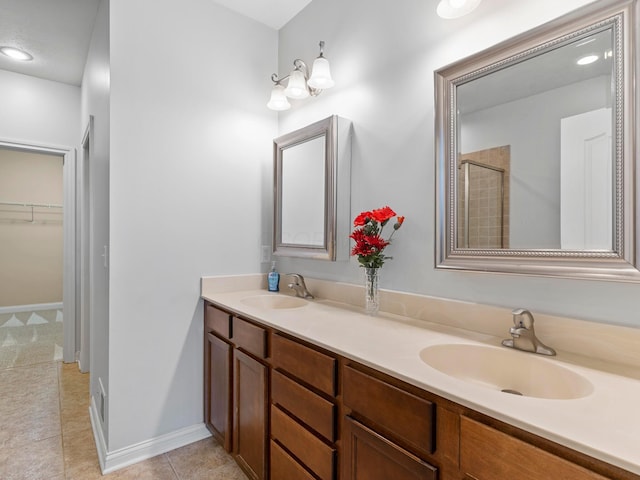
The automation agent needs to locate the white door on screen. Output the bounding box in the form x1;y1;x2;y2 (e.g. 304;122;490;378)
560;108;612;250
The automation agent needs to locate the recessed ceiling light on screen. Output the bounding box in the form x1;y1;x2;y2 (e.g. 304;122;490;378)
577;55;599;66
437;0;482;19
0;46;33;61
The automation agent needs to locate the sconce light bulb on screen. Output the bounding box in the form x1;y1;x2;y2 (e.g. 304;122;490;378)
284;69;310;99
267;84;291;111
308;56;335;90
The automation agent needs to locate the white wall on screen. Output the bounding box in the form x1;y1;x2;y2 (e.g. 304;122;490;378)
81;0;111;441
0;69;79;147
269;0;640;329
107;0;276;451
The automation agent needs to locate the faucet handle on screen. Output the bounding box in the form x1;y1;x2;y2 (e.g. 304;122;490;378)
286;273;303;284
512;308;534;329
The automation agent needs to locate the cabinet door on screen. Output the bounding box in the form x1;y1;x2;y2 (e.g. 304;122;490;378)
343;416;438;480
205;332;232;452
233;349;268;480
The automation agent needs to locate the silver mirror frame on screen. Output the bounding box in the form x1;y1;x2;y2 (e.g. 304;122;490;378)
435;0;639;282
274;115;338;260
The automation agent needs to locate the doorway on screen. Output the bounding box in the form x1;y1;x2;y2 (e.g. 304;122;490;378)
0;139;78;365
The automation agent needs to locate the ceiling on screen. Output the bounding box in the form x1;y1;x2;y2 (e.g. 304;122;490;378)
212;0;311;30
0;0;309;87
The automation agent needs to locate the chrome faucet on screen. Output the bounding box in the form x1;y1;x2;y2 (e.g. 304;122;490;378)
502;308;556;356
286;273;314;299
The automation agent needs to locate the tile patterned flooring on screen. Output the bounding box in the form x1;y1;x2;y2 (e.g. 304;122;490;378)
0;312;248;479
0;309;63;369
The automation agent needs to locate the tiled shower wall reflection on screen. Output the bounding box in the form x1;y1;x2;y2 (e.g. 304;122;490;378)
457;146;510;249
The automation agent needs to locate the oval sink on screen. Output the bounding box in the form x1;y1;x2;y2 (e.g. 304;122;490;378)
419;344;593;400
240;294;308;310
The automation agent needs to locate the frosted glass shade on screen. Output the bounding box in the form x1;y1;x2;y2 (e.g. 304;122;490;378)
308;57;335;89
284;69;309;99
267;85;291;111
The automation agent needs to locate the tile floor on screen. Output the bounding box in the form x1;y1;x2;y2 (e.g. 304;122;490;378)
0;309;63;369
0;350;247;479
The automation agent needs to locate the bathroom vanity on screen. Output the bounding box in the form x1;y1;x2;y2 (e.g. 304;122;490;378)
201;276;640;480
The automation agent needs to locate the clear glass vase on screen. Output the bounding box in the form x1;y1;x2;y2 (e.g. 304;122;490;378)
364;267;380;315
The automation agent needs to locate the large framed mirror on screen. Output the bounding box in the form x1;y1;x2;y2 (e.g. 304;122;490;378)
435;0;639;281
273;115;351;260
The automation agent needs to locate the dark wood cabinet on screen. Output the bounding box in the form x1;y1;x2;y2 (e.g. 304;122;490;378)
270;333;339;480
460;416;609;480
342;364;439;480
204;300;640;480
233;349;268;480
343;416;438;480
204;332;232;452
204;303;269;480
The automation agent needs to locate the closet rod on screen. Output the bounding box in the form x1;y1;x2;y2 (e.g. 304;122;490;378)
0;200;63;209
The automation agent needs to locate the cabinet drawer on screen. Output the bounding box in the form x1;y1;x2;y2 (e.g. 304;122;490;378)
460;416;608;480
343;365;435;457
205;303;231;339
272;370;336;442
271;333;337;396
271;440;316;480
232;316;267;359
271;405;336;480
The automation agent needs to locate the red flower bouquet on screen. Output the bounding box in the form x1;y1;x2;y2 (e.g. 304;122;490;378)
350;206;404;269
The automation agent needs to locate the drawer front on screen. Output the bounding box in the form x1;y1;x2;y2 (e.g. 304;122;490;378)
272;370;336;442
460;416;609;480
271;333;337;396
271;405;336;480
343;416;438;480
232;316;267;359
343;365;435;457
271;440;317;480
205;303;231;339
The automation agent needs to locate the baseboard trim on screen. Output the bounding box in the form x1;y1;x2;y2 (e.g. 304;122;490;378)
93;419;211;474
0;302;63;314
89;397;108;473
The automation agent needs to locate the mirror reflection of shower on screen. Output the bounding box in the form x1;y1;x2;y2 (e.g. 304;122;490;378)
457;147;510;249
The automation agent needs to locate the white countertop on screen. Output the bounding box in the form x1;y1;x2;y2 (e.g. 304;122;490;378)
201;283;640;475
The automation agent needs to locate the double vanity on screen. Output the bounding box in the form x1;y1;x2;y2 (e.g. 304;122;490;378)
201;274;640;480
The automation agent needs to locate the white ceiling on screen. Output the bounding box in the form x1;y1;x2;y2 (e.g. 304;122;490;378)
0;0;101;86
0;0;309;87
212;0;311;30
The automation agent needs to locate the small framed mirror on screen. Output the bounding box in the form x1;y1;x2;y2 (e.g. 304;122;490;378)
435;0;639;281
273;115;351;260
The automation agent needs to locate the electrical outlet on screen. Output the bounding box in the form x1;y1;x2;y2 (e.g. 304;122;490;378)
261;245;271;263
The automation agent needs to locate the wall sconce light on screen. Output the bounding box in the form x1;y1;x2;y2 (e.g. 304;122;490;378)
267;41;335;111
436;0;481;19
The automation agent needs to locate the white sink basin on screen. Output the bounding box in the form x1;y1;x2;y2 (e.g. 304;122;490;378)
240;294;308;310
419;344;593;400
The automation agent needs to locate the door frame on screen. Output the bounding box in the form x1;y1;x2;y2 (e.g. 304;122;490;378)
78;117;94;372
0;138;77;362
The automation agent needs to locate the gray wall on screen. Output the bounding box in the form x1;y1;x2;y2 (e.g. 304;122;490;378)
268;0;640;329
81;0;111;443
106;0;276;452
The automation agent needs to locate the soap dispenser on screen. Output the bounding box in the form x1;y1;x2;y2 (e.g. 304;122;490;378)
268;261;280;292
